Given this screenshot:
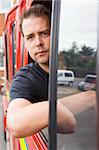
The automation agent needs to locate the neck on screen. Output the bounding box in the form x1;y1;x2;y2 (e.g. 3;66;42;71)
39;63;49;73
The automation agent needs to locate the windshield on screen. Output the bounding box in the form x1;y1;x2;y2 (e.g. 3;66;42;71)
85;76;96;83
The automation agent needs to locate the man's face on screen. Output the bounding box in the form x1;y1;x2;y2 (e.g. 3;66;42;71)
22;16;50;65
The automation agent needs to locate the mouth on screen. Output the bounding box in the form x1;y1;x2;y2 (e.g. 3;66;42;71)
36;51;48;56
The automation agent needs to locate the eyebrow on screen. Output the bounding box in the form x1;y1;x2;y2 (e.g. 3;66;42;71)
24;29;50;38
25;33;33;38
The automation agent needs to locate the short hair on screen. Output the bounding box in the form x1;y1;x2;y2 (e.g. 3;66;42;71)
20;4;51;36
31;0;52;11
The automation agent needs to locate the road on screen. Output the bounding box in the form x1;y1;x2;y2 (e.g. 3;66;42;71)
43;106;96;150
57;107;96;150
57;77;83;98
58;85;97;150
0;95;6;150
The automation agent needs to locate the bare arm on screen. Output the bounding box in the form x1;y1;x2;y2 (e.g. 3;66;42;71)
7;99;76;138
7;99;49;137
59;90;96;114
7;90;95;138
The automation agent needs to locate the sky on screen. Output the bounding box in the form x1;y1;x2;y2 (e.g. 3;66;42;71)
0;0;98;51
0;0;13;13
59;0;98;51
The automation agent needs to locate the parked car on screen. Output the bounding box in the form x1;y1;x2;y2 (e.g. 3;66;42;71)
78;74;96;91
57;69;75;86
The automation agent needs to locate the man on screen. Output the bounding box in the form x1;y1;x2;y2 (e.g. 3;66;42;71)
7;4;96;138
7;4;76;138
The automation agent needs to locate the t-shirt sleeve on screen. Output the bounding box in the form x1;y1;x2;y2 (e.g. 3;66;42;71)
10;71;37;103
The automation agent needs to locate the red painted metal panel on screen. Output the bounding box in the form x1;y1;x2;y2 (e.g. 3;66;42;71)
22;134;48;150
25;136;39;150
2;96;8;133
32;133;48;150
14;138;21;150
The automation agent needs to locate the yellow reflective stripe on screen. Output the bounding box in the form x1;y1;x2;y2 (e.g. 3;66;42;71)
19;138;28;150
6;91;10;101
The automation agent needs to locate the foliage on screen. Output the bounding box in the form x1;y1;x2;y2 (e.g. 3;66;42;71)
79;45;95;56
58;42;96;77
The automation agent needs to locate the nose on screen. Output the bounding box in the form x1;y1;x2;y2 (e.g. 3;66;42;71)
35;35;43;47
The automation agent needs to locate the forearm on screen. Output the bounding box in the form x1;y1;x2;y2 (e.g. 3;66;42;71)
7;99;76;138
7;101;49;137
57;102;76;134
59;90;96;114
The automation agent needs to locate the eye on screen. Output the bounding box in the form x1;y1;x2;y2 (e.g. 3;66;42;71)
26;34;34;41
41;31;50;37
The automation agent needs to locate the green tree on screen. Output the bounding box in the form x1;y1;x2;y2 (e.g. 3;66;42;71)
58;43;96;77
79;45;95;56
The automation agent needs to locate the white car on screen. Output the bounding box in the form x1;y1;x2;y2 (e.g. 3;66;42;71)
57;69;75;86
78;74;96;91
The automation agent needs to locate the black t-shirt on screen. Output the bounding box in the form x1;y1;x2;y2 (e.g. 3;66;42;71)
10;61;49;103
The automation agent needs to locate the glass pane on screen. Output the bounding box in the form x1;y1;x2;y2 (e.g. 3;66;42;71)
57;0;97;149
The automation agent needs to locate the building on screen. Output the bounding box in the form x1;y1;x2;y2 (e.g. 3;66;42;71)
0;0;18;87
